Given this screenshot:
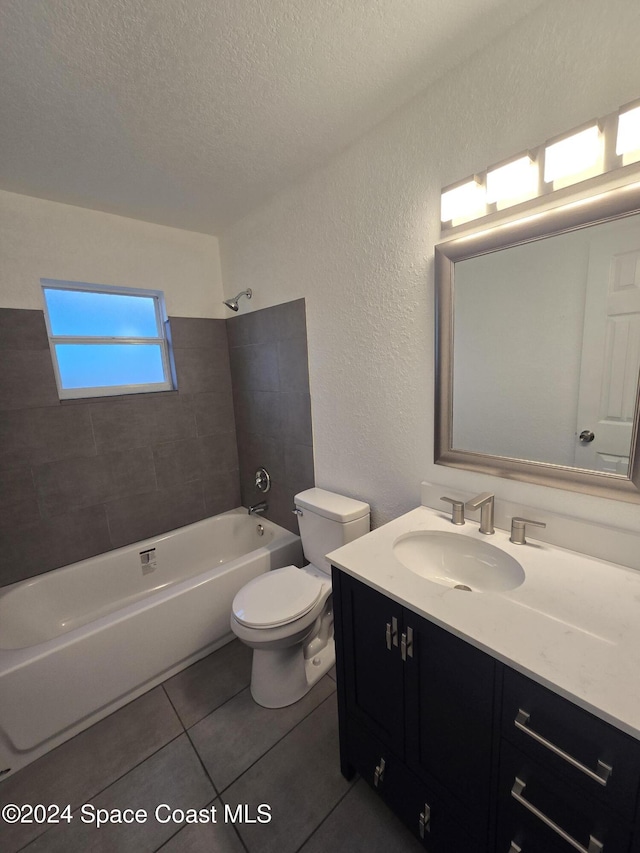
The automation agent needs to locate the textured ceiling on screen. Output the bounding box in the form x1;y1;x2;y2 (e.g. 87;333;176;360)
0;0;542;233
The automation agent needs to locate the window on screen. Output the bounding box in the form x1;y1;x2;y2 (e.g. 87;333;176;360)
41;280;175;399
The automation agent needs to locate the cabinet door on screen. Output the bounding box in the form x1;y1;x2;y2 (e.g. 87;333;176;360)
393;771;484;853
349;718;484;853
404;612;496;832
340;574;405;755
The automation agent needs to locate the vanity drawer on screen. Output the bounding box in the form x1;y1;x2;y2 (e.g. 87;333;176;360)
502;669;640;817
497;740;632;853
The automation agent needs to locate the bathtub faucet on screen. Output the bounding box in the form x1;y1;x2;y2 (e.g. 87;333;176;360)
248;501;268;516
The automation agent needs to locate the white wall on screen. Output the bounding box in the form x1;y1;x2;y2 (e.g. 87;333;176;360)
0;190;224;318
219;0;640;531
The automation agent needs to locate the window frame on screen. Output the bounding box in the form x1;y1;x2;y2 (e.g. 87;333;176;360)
41;279;175;400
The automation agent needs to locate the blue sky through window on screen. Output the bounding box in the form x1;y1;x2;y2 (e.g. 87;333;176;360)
55;344;165;389
44;288;159;338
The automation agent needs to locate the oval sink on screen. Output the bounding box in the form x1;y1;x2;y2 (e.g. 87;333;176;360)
392;531;524;592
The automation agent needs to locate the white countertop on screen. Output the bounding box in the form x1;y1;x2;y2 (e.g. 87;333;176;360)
328;505;640;740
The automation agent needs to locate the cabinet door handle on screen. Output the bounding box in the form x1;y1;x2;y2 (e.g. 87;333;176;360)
401;626;414;661
514;709;612;786
418;802;431;838
511;777;604;853
509;843;522;853
385;618;399;650
373;757;386;788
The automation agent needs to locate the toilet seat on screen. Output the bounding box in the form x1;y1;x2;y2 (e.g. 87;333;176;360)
232;566;324;629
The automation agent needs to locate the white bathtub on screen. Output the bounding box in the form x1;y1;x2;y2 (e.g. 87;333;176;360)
0;508;302;778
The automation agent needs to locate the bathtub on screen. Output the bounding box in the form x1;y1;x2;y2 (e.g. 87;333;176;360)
0;508;302;779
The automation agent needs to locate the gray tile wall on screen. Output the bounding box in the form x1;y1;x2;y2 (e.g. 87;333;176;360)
0;309;240;586
227;299;315;534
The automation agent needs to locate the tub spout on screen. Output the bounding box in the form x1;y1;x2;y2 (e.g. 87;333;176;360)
248;501;268;516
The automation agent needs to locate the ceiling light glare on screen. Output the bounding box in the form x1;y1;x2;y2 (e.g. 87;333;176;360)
617;105;640;155
544;125;600;184
440;179;485;224
486;155;538;205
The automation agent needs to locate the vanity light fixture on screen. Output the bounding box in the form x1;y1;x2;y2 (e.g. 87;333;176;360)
543;122;602;186
616;100;640;163
440;177;485;226
486;153;538;206
440;100;640;231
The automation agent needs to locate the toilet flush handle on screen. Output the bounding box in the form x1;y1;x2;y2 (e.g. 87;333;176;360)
292;508;303;516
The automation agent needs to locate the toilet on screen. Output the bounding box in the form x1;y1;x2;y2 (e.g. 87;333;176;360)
230;488;370;708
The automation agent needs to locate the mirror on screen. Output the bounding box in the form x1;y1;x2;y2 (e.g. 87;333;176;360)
435;181;640;502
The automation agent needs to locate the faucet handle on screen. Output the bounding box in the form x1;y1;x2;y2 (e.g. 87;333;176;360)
440;496;465;526
510;517;546;545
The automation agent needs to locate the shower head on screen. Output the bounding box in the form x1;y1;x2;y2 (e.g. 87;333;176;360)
223;289;252;312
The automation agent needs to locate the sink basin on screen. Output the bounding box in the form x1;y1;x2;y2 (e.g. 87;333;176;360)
392;531;525;592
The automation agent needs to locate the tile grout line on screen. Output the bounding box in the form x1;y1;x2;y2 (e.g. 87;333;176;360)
160;682;188;733
209;688;348;853
14;817;52;853
150;795;240;853
85;405;119;551
293;776;359;853
215;788;252;853
212;686;338;796
184;725;220;798
12;729;187;853
179;678;253;731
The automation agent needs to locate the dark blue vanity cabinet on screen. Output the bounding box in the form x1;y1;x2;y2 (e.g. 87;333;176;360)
333;569;496;851
332;568;640;853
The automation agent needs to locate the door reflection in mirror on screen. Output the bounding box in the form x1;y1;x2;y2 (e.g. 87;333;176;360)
452;213;640;475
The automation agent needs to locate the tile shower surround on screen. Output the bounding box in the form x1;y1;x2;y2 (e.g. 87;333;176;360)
227;298;314;533
0;300;313;586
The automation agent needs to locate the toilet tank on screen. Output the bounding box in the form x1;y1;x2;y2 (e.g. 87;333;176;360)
294;488;370;575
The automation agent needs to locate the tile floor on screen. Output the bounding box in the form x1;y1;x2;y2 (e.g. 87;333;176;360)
0;640;423;852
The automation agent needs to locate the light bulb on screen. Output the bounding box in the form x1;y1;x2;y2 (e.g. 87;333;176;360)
544;125;601;184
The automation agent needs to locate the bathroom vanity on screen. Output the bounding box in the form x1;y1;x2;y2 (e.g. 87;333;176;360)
329;504;640;853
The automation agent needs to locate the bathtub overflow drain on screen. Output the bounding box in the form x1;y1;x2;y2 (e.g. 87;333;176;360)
454;584;472;592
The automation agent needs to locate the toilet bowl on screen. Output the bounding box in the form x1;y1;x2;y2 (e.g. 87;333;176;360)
230;488;370;708
231;563;334;707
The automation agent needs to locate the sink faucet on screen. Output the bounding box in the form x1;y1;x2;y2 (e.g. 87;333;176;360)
248;501;268;516
465;492;495;535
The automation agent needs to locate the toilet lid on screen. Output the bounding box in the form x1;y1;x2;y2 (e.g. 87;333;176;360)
232;566;323;628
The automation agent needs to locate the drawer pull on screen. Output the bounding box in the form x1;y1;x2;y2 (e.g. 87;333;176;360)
373;757;386;788
514;709;612;786
385;623;392;650
418;802;431;838
511;777;604;853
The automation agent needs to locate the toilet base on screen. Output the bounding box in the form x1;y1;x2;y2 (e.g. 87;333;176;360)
250;638;335;708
